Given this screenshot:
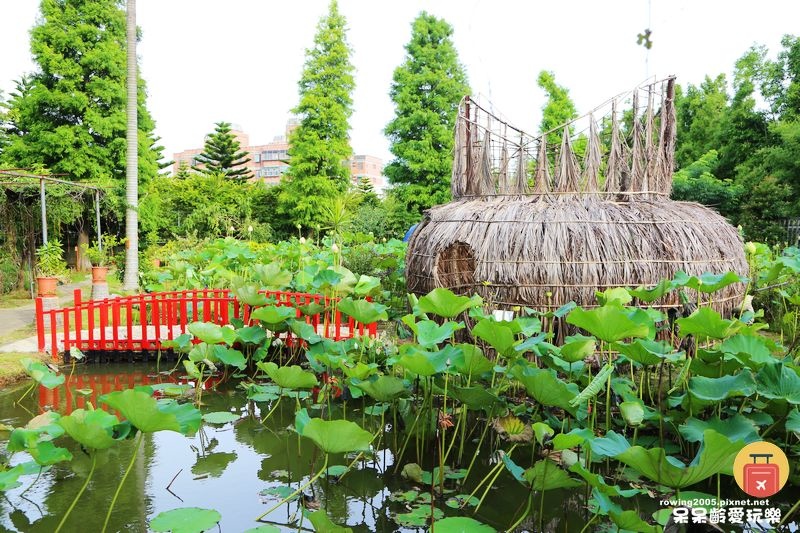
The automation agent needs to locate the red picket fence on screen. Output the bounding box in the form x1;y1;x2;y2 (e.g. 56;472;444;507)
35;288;378;361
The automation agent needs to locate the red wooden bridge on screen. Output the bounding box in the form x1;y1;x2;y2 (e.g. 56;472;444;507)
35;288;378;361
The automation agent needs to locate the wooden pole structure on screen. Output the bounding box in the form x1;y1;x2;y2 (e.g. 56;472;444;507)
95;189;102;251
40;177;48;244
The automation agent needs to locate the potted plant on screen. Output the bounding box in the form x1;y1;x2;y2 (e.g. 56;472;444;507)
35;239;67;297
81;235;121;283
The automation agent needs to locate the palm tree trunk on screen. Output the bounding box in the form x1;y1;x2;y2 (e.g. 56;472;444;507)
123;0;138;290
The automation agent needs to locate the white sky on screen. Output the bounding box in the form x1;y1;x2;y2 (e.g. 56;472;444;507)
1;0;798;165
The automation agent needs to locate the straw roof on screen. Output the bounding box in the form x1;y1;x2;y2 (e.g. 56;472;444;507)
406;77;748;321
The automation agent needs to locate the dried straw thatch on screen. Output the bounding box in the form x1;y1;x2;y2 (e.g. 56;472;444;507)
407;77;748;321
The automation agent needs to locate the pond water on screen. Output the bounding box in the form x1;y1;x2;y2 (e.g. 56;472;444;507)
0;364;797;532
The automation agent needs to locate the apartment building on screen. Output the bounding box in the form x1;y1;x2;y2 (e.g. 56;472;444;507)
172;121;387;193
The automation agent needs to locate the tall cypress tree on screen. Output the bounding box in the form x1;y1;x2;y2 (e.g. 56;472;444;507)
192;121;253;181
384;12;469;227
278;0;355;229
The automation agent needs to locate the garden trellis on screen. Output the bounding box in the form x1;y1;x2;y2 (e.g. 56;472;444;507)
406;77;748;322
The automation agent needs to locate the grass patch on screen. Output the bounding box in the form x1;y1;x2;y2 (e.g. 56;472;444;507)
0;324;38;346
0;352;49;388
0;289;33;309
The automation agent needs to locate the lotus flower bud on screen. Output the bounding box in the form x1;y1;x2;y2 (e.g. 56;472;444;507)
332;243;340;254
248;225;253;233
300;237;306;244
744;242;756;255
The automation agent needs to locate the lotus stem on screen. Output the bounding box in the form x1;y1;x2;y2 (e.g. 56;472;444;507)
256;454;328;521
463;416;493;484
55;452;96;533
779;497;800;527
260;393;282;425
507;490;533;532
102;430;144;533
15;381;36;405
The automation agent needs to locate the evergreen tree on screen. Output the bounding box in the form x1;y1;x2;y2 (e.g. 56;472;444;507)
674;75;728;168
384;12;469;228
192;121;253;181
1;0;163;194
354;176;379;206
537;70;578;145
278;0;355;229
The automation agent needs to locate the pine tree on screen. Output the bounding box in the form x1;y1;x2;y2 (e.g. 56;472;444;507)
384;12;469;227
278;0;355;229
192;121;253;181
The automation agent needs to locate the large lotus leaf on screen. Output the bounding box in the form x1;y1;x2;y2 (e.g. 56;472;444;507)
307;510;353;533
449;386;505;414
628;279;673;303
353;376;408;402
0;462;41;491
28;440;73;465
100;389;201;434
589;431;631;458
252;263;292;290
188;342;213;363
626;307;662;340
596;287;633;306
300;418;372;454
615;429;744;489
396;344;455;376
256;361;318;389
415;319;463;347
339;361;378;381
251;305;297;325
569;463;641;498
672;271;745;294
330;265;358;295
472;319;516;357
58;408;120;450
214;347;246;370
508;316;542;336
566;305;649;343
523;460;582;491
191;452;237;478
451;344;494;378
416;288;481;318
688;372;755;402
290;319;322;343
675;307;744;341
609;510;662;533
202;411;240;424
20;358;64;389
613;339;683;366
353;275;382;297
337;298;388;324
559;335;596;363
187;322;226;344
787;409;800;436
620;401;645;426
510;365;579;415
434;517;495;532
679;416;759;444
755;362;800;404
720;334;774;367
150;507;221;533
553;428;593;451
236;325;266;345
233;284;268;307
160;333;193;353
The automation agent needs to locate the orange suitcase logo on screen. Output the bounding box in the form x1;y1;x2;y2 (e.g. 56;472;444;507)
733;441;789;498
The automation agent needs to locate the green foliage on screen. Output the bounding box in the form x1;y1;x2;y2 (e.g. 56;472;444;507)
35;239;67;278
384;12;469;223
81;235;122;267
537;70;578;146
670;150;742;218
278;1;355;229
192;122;253;181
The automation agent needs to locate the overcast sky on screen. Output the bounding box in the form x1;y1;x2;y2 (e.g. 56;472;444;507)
1;1;798;166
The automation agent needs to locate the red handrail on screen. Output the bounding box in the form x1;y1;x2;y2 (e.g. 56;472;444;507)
35;289;380;360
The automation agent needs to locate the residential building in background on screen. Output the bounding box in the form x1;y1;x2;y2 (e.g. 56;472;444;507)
172;120;387;194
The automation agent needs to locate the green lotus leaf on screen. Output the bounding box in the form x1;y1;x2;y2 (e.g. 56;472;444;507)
472;319;516;357
58;408;120;450
675;307;745;341
679;416;759;444
187;322;226;344
417;288;482;318
337;297;388;324
720;334;774;367
296;412;372;454
787;409;800;436
615;429;744;489
609;510;662;533
150;507;221;533
620;400;645;426
523;460;582;490
414;319;463;347
353;275;382;297
396;344;456;376
613;339;682;366
339;361;378;381
256;361;318;389
236;325;266;345
451;344;494;378
566;305;649;343
20;358;64;389
353;376;408;402
569;463;641;497
233;284;268;307
252;263;293;290
688;372;756;402
202;411;240;424
559;335;596;363
449;386;505;414
297;302;326;317
628;279;673;303
589;431;631;458
755;362;800;403
290;319;322;343
510;365;579;415
307;510;353;533
251;305;297;325
434;516;495;532
596;287;633;306
100;389;201;434
214;347;246;369
553;428;593;451
672;271;745;293
191;452;237;478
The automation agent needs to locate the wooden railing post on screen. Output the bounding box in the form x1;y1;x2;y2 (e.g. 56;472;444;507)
35;297;45;353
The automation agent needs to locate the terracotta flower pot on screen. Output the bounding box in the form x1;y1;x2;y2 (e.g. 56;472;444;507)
37;276;58;297
152;259;161;268
91;266;109;283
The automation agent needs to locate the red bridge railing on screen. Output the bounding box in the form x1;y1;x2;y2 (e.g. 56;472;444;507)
35;289;379;361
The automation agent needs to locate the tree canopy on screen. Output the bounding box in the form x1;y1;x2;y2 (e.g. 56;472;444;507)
192;121;253;181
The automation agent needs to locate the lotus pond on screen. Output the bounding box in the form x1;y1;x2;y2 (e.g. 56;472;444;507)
2;265;800;532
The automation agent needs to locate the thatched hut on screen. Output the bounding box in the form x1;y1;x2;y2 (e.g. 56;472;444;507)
406;78;747;320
